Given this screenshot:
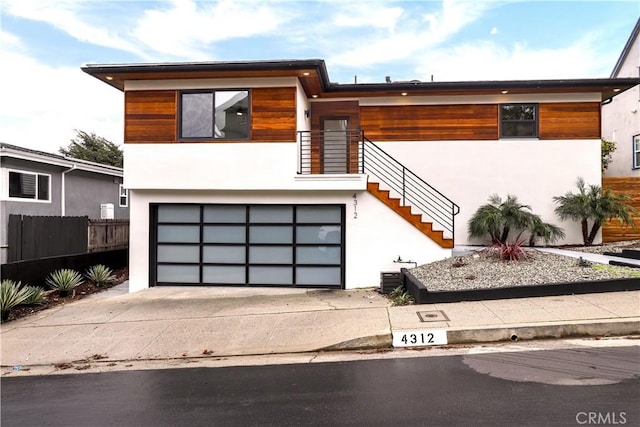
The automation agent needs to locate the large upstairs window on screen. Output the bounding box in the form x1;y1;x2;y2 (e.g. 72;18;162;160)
179;90;250;140
500;104;538;138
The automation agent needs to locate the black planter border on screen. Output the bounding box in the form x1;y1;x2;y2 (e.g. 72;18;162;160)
401;268;640;304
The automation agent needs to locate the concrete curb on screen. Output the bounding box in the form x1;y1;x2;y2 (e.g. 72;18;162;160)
320;334;393;351
445;320;640;345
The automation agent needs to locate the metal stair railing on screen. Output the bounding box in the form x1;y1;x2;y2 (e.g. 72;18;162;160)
361;136;460;239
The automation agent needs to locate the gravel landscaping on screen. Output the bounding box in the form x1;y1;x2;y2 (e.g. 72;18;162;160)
409;246;640;292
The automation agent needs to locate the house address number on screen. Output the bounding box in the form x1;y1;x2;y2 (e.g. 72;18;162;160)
392;329;448;347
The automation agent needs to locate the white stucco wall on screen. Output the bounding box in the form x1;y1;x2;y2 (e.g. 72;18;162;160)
602;26;639;177
127;189;450;292
375;139;602;246
125;137;601;248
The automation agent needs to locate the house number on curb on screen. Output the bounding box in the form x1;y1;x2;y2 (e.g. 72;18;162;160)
392;330;448;347
352;193;358;219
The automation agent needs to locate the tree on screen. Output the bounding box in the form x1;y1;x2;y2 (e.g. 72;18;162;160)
59;130;123;167
553;177;637;246
468;194;564;247
601;139;616;174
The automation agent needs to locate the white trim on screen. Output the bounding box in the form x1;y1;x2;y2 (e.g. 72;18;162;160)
4;168;51;203
0;145;123;177
633;134;640;169
119;184;129;207
125;77;298;91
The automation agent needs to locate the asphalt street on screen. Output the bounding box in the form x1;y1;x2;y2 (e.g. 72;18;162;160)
2;346;638;427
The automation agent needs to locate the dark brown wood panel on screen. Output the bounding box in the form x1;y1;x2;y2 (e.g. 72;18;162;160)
539;102;600;139
310;101;361;173
360;104;498;141
251;87;297;142
602;177;640;242
125;91;177;143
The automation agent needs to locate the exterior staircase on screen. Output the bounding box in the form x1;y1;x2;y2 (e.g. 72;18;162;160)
367;181;454;249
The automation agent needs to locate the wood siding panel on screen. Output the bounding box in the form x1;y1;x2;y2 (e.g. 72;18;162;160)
125;91;177;143
602;177;640;242
360;104;498;141
539;102;600;140
251;87;296;142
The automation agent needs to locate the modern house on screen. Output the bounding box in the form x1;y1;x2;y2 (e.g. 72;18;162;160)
82;60;637;292
0;143;128;263
602;18;640;241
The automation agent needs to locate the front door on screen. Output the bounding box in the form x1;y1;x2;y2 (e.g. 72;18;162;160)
322;118;349;174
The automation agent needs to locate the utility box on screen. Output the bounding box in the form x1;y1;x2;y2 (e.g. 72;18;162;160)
380;271;403;294
100;203;114;220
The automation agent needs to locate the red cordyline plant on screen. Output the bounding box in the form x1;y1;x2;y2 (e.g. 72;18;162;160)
488;240;529;261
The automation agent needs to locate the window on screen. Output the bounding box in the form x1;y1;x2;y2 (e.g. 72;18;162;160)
633;134;640;169
180;90;250;140
8;170;50;201
119;184;128;207
500;104;538;138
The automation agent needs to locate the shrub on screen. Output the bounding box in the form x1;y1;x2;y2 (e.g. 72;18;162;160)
85;264;115;287
22;286;46;305
554;177;638;246
468;194;564;249
486;240;528;261
389;286;414;306
0;280;29;322
46;269;84;297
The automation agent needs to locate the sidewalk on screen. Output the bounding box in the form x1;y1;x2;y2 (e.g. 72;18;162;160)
1;280;639;374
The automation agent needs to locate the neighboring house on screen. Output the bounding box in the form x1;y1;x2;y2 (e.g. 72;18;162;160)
603;18;640;177
601;18;640;242
0;143;128;263
82;60;637;292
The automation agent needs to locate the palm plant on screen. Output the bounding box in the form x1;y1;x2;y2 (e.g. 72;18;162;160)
46;269;84;297
554;178;638;246
0;280;30;322
468;194;535;244
528;215;566;247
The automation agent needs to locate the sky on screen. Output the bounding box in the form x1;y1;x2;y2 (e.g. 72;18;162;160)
1;0;638;154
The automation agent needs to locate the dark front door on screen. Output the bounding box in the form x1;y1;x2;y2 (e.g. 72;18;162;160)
322;118;349;174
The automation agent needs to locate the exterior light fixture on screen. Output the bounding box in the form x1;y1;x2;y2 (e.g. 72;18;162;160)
105;76;114;81
401;92;408;96
302;72;310;76
312;94;318;98
501;90;508;94
613;88;621;92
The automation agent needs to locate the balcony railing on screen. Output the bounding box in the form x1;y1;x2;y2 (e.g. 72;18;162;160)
297;130;459;239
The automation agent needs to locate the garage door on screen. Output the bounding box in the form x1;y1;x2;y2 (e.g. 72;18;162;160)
151;204;345;288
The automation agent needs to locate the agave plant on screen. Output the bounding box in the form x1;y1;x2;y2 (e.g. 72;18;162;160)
85;264;115;287
46;269;84;297
0;280;30;322
22;286;46;305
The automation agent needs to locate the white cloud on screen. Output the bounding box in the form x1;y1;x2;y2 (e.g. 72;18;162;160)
132;0;297;60
2;0;150;59
0;30;123;152
490;27;498;35
331;2;404;32
414;37;614;81
327;0;496;68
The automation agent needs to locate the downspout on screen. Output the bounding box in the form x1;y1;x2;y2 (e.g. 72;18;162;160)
61;164;77;216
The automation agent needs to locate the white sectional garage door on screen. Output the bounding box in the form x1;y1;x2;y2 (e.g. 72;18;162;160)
152;204;345;288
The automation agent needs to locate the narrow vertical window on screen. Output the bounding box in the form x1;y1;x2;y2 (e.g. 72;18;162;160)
633;134;640;169
119;184;128;207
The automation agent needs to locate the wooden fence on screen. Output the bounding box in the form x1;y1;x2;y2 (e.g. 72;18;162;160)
602;177;640;242
88;219;130;252
7;215;129;262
